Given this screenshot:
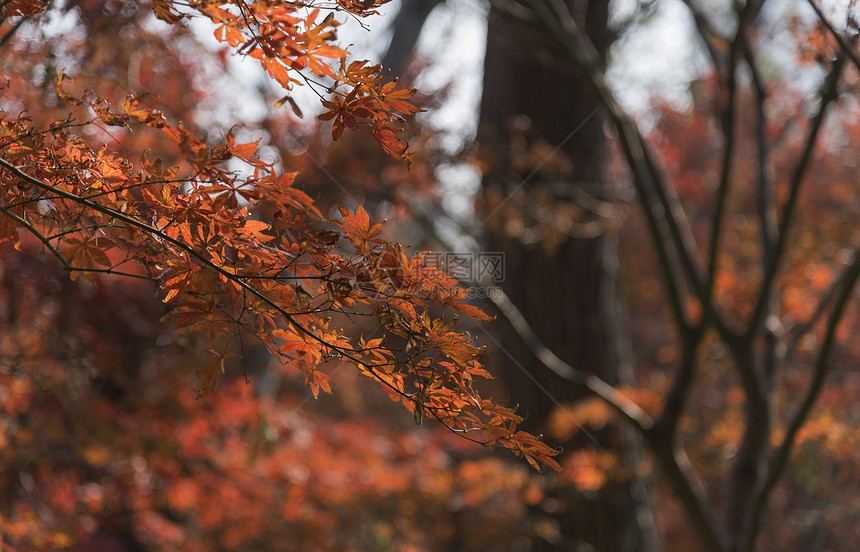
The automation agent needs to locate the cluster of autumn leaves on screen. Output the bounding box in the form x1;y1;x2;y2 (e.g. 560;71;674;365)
0;0;559;470
0;246;538;550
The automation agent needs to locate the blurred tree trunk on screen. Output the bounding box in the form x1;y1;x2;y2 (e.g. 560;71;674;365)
380;0;444;72
381;1;660;549
478;2;658;551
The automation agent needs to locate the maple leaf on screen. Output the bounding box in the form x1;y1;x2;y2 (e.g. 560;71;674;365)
319;95;359;140
225;131;261;162
121;95;166;128
152;0;184;23
271;328;307;355
338;204;370;236
64;236;113;281
337;0;390;16
196;350;230;399
336;205;384;252
372;123;411;164
237;219;274;243
1;0;48;16
273;95;304;118
449;301;493;322
162;253;202;303
214;23;244;48
174;298;229;340
0;0;561;482
306;369;332;398
91;98;129;127
53;70;84;106
377;80;420;116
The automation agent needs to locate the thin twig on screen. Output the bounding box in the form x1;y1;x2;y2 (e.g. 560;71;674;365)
678;0;727;77
783;251;858;360
0;203;71;270
487;283;653;433
805;0;860;74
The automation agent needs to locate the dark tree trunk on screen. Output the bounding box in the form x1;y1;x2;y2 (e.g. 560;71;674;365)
378;1;661;549
478;2;658;550
380;0;444;73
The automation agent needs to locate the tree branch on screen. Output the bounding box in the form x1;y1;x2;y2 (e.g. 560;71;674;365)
530;0;743;348
713;10;776;546
0;202;156;283
487;282;653;434
783;256;857;359
748;50;847;334
703;0;754;334
0;158;365;364
743;41;776;266
705;0;755;309
745;242;860;551
677;0;728;83
0;158;555;463
656;439;728;552
653;326;700;439
804;0;860;74
0;202;73;271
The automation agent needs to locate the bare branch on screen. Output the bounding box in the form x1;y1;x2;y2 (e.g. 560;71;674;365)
724;344;771;550
487;282;653;434
656;440;728;552
805;0;860;74
653;327;701;438
704;0;756;328
0;202;72;270
677;0;728;77
783;256;857;358
532;0;744;349
742;42;778;269
745;243;860;551
713;11;777;545
748;50;848;334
